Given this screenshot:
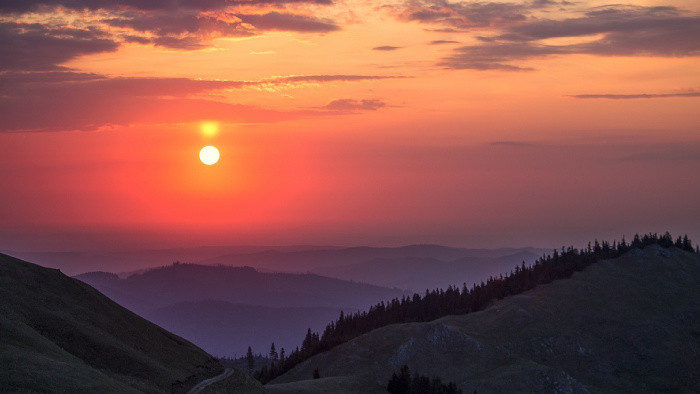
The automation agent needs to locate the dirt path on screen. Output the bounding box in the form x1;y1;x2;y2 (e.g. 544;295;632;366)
187;368;235;394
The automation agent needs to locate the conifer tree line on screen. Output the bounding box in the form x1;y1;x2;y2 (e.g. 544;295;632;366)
387;365;462;394
254;232;697;383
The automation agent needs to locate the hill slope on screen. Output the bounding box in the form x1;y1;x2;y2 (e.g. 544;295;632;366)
268;245;700;393
0;253;222;393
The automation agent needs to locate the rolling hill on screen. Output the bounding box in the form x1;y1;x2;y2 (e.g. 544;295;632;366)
267;245;700;393
0;253;222;393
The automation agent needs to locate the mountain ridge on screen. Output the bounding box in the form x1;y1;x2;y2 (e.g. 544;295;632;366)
267;245;700;392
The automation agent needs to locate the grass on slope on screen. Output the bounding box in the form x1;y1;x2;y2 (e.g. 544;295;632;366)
198;369;267;394
0;253;222;393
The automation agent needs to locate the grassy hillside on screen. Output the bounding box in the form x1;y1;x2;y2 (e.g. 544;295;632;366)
268;245;700;392
198;369;267;394
0;253;222;393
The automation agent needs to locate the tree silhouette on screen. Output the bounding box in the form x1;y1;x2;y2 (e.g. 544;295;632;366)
387;365;462;394
387;365;411;394
246;346;254;370
269;342;278;361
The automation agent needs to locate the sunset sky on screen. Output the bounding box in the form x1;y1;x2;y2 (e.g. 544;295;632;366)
1;0;698;252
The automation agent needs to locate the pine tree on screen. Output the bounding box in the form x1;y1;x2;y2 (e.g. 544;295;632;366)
269;342;278;361
387;365;411;393
246;346;254;370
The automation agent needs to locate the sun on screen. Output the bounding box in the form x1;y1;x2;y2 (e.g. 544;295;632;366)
199;146;220;165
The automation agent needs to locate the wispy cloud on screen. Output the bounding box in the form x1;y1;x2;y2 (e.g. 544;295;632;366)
0;72;404;132
429;40;459;45
373;46;403;51
321;99;386;112
569;92;700;99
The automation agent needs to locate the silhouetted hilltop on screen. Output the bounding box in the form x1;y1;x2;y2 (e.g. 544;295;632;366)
200;245;545;273
267;244;699;392
313;249;542;292
6;245;340;276
0;253;222;393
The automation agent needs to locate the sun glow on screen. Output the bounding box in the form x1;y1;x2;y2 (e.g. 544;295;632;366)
201;122;219;137
199;146;220;165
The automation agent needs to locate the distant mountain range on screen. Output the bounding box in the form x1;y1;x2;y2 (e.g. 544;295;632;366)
4;245;342;276
75;264;404;311
199;245;547;274
65;245;547;356
0;253;221;393
74;263;401;356
4;244;547;279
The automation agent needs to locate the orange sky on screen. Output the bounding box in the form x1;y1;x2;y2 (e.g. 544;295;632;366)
0;0;698;251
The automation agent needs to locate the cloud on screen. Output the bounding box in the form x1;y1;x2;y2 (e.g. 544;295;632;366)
438;5;700;70
263;74;406;83
569;92;700;99
373;46;403;51
0;74;294;131
0;72;402;132
0;0;333;13
0;95;295;132
501;6;693;41
429;40;459;45
395;0;530;29
439;42;562;70
0;22;119;71
237;12;338;32
322;99;386;112
102;10;338;48
1;0;339;53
